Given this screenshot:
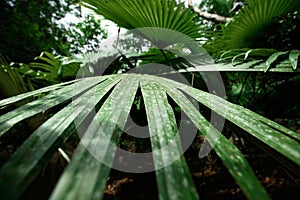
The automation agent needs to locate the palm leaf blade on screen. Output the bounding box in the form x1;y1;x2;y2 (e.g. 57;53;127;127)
163;79;300;166
140;80;199;200
0;76;121;199
153;76;270;200
0;80;77;108
50;75;139;199
0;77;104;137
289;50;300;70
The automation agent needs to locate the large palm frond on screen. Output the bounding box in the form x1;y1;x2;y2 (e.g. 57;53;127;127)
221;0;300;49
0;73;299;199
81;0;203;47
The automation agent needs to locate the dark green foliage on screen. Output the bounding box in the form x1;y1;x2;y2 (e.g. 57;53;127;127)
262;12;300;50
0;59;29;99
221;0;300;50
0;0;107;63
199;0;236;17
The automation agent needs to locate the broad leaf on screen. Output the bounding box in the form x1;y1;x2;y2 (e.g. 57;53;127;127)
81;0;202;47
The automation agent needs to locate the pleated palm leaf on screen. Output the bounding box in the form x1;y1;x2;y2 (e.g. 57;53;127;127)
0;73;300;199
0;59;29;99
221;0;300;49
81;0;202;47
27;51;82;83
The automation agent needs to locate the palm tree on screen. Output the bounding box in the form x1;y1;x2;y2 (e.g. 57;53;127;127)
0;0;299;199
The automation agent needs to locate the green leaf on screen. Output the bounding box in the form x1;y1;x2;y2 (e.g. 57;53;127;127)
289;50;300;70
222;0;300;49
0;76;105;137
0;76;121;199
151;75;270;200
265;51;289;72
0;80;77;108
178;60;299;72
160;77;300;166
81;0;202;47
50;74;139;200
140;80;199;200
28;52;80;84
0;61;28;98
1;73;299;200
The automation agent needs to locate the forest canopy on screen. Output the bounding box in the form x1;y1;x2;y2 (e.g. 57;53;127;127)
0;0;107;63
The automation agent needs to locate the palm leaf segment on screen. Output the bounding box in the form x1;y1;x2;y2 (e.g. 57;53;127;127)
1;74;300;199
137;48;300;72
81;0;202;47
208;49;300;72
18;51;82;84
222;0;300;49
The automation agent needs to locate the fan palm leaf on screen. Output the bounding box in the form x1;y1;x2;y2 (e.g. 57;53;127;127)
0;58;28;99
1;73;299;199
81;0;202;47
221;0;300;49
28;51;82;83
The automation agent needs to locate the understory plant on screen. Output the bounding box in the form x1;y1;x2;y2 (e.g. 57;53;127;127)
0;0;299;199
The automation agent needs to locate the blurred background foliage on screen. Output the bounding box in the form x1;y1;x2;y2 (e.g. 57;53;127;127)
0;0;107;63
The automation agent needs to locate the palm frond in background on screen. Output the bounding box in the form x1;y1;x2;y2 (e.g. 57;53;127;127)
209;49;300;72
0;57;29;99
26;51;82;83
221;0;300;49
81;0;203;47
12;51;81;88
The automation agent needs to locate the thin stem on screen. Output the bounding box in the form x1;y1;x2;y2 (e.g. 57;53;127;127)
160;49;169;63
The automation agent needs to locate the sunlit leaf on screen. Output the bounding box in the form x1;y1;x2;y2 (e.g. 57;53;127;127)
265;51;289;72
289;50;300;70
